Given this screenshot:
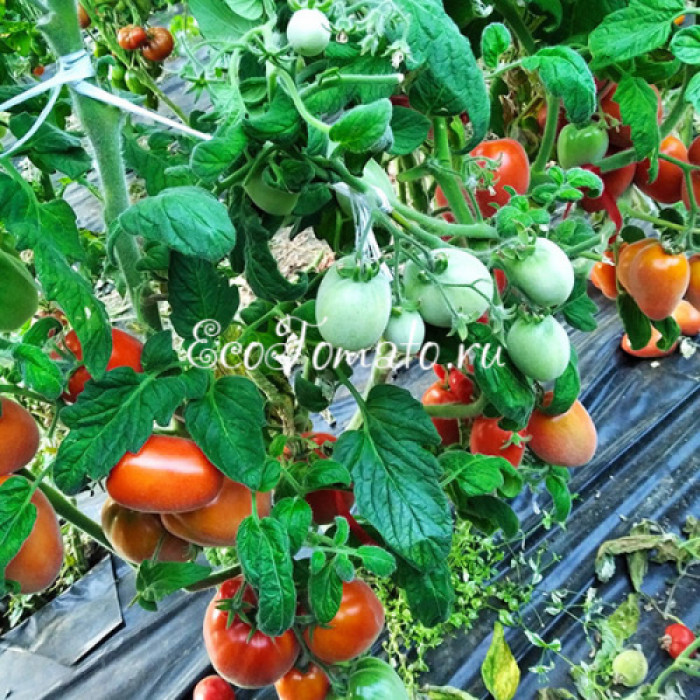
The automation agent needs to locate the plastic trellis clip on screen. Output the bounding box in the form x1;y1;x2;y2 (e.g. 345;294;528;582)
0;49;212;158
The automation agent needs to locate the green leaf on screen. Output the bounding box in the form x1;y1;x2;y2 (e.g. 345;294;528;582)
440;452;505;496
334;553;355;582
305;460;352;491
271;497;313;555
119;187;237;261
545;471;572;522
614;76;660;159
685;72;700;113
482;622;521;700
334;385;452;571
608;593;640;642
140;331;179;373
458;495;520;538
389;106;431;155
541;345;580;416
39;200;85;263
397;560;455;626
481;23;512;69
329;100;393;154
169;253;239;340
237;516;296;636
651;316;681;350
123;127;171;196
562;276;598;332
244;91;303;146
522;47;595;125
188;0;258;40
388;0;489;147
0;477;36;572
135;561;211;610
526;0;563;31
308;557;344;624
589;0;683;68
356;546;397;577
191;127;248;181
617;293;652;350
185;376;267;490
54;368;208;493
294;374;333;412
670;25;700;64
11;343;63;400
222;0;263;22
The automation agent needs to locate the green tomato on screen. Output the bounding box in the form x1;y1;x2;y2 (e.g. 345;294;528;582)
506;316;570;382
124;69;148;95
93;42;109;58
505;238;574;307
346;658;410;700
337;159;395;215
244;164;300;216
383;308;425;355
557;123;609;169
315;256;392;351
0;250;39;332
403;248;493;328
287;9;331;57
612;649;648;688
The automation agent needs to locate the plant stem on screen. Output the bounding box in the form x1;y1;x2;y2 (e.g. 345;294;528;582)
393;201;498;240
492;0;536;54
185;564;241;592
660;66;695;139
648;636;700;693
595;147;637;173
278;70;330;134
424;394;486;419
617;201;697;233
432;117;473;225
532;93;559;176
0;384;54;404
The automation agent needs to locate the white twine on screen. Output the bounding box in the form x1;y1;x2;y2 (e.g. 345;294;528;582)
0;49;211;157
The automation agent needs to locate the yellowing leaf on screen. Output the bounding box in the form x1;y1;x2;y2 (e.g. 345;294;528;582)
482;622;520;700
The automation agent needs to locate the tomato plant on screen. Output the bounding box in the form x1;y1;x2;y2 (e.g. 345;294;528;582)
344;657;409;700
422;380;461;446
600;84;662;149
621;328;679;358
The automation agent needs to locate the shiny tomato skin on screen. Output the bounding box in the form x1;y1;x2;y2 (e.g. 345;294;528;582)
101;497;192;564
422;381;460;446
305;489;355;525
1;475;63;594
141;27;174;61
471;139;530;218
161;478;270;546
601;84;662;149
304;579;385;664
581;161;636;213
672;300;700;335
469;417;527;467
193;675;236;700
0;398;40;475
616;239;656;292
63;328;143;402
527;394;597;467
106;435;224;513
590;252;617;299
664;623;696;659
203;576;300;688
627;243;690;320
117;25;148;51
274;664;330;700
686;255;700;309
448;368;474;404
621;328;678;358
635;136;688;204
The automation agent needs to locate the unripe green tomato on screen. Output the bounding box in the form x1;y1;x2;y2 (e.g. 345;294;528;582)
383;309;425;355
557;123;609;169
244;165;300;216
506;316;570;382
0;250;39;331
145;92;159;110
346;658;410;700
612;649;648;688
505;238;575;307
337;159;396;215
315;256;392;351
93;42;110;58
125;69;149;95
287;9;331;57
110;63;126;87
403;248;493;327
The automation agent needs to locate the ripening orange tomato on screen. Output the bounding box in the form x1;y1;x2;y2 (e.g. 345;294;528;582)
1;475;64;593
0;398;40;475
621;328;678;358
590;252;617;299
686;255;700;309
616;239;656;292
673;300;700;336
634;136;688;204
274;664;330;700
626;243;690;320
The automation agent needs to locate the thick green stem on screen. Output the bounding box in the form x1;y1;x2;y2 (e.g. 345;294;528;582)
432;117;474;225
423;394;486;419
185;564;242;592
492;0;536;54
393;201;497;240
532;94;559;176
596;147;637;173
660;66;695;139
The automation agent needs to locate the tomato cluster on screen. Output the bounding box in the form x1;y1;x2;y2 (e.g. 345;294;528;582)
117;25;174;62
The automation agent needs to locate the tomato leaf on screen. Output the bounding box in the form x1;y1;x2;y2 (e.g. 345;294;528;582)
304;460;353;492
589;0;683;69
11;343;63;400
397;559;454;626
389;106;431;156
545;469;572;522
140;331;179;373
389;0;489;147
455;495;519;538
651;316;681;350
54;367;208;494
440;452;505;496
522;46;595;125
308;557;344;624
525;0;563;31
122;126;173;196
134;561;212;611
188;0;258;41
294;374;333;412
0;477;37;578
614;76;661;159
356;546;397;577
334;385;452;572
481;23;512;69
541;345;580;416
608;593;640;642
169;253;239;340
617;293;652;350
243;91;303;146
38;200;85;263
685;72;700;113
561;276;598;332
185;376;267;490
329;99;393;154
119;186;237;261
191;126;248;181
237;516;296;636
482;622;521;700
271;497;313;555
670;25;700;64
334;554;355;582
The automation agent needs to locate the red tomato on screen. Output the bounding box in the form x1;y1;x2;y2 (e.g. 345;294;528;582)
193;676;236;700
106;435;224;513
63;328;143;402
117;25;148;51
161;478;270;546
434;185;455;223
590;252;617;299
304;579;385;664
662;623;696;659
471;139;531;218
422;381;460;446
448;368;474;404
0;398;40;475
672;300;700;335
621;328;678;358
469;417;527;467
32;65;45;77
203;576;299;688
494;269;508;295
626;242;690;320
686;255;700;309
527;393;597;468
274;664;330;700
581;160;636;213
101;497;192;564
1;475;64;594
635;136;688;204
304;489;355;525
77;5;90;29
141;27;174;62
600;84;662;149
432;363;447;381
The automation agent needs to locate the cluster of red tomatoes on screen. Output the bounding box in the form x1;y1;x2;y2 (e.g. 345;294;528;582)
422;364;597;469
116;24;174;61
